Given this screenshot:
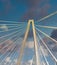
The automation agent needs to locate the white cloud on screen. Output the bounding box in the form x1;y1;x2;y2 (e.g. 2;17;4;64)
40;45;49;56
28;59;33;65
5;57;11;63
0;24;8;31
26;41;34;49
41;61;46;65
21;59;33;65
14;59;17;64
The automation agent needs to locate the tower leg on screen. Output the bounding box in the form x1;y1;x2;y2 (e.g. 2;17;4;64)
32;20;41;65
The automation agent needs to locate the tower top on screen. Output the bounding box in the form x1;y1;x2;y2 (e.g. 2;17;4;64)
28;19;34;23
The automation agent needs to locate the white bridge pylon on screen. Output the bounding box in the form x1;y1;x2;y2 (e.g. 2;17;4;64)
17;20;41;65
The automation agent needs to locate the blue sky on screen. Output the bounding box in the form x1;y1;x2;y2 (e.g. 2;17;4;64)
0;0;57;22
0;0;57;65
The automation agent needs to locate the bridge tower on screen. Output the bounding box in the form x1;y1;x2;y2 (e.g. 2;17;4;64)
17;20;41;65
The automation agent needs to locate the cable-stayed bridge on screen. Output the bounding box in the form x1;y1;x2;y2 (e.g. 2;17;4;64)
0;11;57;65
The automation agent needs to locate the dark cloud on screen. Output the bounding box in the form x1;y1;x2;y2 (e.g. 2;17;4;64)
23;0;49;8
23;0;41;8
20;0;50;22
50;29;57;56
52;45;57;52
0;0;51;21
51;29;57;40
45;30;57;58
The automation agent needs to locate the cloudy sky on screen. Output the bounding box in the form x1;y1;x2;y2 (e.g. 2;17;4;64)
0;0;57;65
